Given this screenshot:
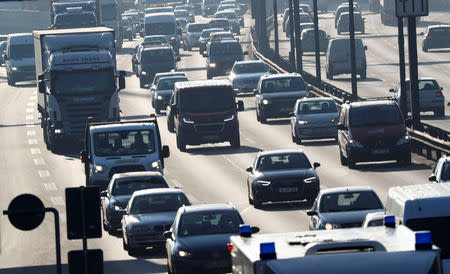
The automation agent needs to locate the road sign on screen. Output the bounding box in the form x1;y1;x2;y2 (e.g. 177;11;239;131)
65;186;101;240
396;0;429;17
68;249;103;274
6;194;45;231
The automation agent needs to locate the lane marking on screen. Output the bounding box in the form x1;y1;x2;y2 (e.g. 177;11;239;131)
27;130;36;136
26;124;35;128
26;108;34;113
31;148;41;155
38;170;51;177
29;96;37;100
27;102;34;106
33;158;45;165
51;196;65;206
26;115;34;120
43;183;57;191
240;206;251;216
28;139;38;145
223;154;247;175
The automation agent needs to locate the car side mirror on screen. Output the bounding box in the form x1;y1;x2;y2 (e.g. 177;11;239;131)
38;80;46;94
237;100;244;111
118;75;126;90
364;45;368;50
243;51;248;55
337;123;346;130
246;167;253;173
162;145;170;158
306;211;317;216
441;87;444;90
428;175;437;182
251;226;260;234
389;88;395;93
203;53;208;57
163;231;173;239
80;150;87;163
100;191;108;197
176;56;181;62
313;162;320;169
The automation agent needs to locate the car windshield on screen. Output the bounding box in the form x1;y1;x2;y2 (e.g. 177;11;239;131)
298;100;338;114
93;130;155;156
175;11;189;17
210;20;230;28
144;36;168;44
233;63;268;74
350;105;403;126
146;22;176;35
261;77;306;93
53;70;115;95
429;27;450;37
142;49;174;63
442;162;450;180
157;77;188;90
130;193;190;214
256;153;311;171
9;43;34;59
112;178;168;196
210;43;242;56
153;73;185;85
54;13;97;28
178;211;242;236
319;191;383;213
180;87;235;113
201;29;219;38
188;23;209;32
216;12;237;20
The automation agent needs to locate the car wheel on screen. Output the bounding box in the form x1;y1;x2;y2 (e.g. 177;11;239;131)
259;112;267;124
139;77;146;88
423;45;428;52
122;237;128;251
103;217;110;232
230;133;240;148
360;70;367;79
291;130;296;143
128;248;138;256
207;71;212;79
347;155;356;169
176;133;186;152
155;106;161;114
248;192;254;205
254;199;262;209
7;74;15;86
434;107;445;117
295;135;302;144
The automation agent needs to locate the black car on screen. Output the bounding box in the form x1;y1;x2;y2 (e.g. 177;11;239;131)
100;171;170;232
204;40;247;79
246;149;320;208
164;204;256;274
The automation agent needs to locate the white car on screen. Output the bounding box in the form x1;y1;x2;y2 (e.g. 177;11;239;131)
228;60;269;94
429;155;450;183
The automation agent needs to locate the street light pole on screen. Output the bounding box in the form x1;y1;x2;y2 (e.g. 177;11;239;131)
312;0;321;80
288;0;295;70
273;0;279;56
293;0;303;73
397;17;407;119
348;0;358;99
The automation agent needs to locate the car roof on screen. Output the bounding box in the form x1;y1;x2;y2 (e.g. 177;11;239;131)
258;149;305;157
111;171;164;180
260;73;302;80
175;79;231;89
155;72;186;77
90;122;156;132
347;100;397;108
319;186;374;195
428;24;450;29
297;97;335;103
181;203;236;214
234;60;265;65
142;45;172;51
188;22;210;26
132;188;184;197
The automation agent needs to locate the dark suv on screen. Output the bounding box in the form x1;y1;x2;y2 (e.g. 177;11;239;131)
170;80;244;151
337;100;411;168
204;40;247;79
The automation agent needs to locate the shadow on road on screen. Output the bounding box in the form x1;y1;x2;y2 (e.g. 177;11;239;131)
257;200;312;212
130;247;167;259
353;161;430;172
187;144;261;155
299;139;337;147
264;119;290;125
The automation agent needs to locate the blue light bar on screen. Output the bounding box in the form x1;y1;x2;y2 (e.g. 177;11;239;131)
260;242;276;260
240;224;251;234
415;231;432;245
384;215;395;228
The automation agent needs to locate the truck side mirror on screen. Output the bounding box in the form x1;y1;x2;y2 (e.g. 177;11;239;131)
237;100;244;111
162;145;170;158
38;80;46;94
163;231;173;239
119;76;126;90
100;191;108;197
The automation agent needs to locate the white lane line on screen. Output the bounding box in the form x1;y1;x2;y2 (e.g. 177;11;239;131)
245;137;256;144
26;124;35;128
28;139;38;145
171;179;183;188
33;158;45;165
240;206;251;216
27;102;34;106
27;130;36;136
51;196;65;206
43;183;57;191
26;115;34;120
31;148;41;155
222;154;247;175
26;108;34;113
38;170;51;177
29;96;37;100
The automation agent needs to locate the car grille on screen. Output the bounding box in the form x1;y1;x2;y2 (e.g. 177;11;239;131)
341;222;362;228
108;165;146;178
20;65;35;72
362;138;397;149
192;251;230;259
194;123;224;134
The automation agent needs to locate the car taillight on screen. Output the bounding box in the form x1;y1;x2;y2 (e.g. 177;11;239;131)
436;92;442;97
329;61;334;65
426;35;432;39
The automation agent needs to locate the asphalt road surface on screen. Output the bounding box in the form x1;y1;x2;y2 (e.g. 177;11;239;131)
0;10;440;274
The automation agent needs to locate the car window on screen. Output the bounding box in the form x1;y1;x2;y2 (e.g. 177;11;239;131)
256;153;311;171
130;193;190;214
441;162;450;181
319;191;383;213
298;100;338;114
112;178;168;196
367;219;383;227
157;77;187;90
261;77;306;93
142;49;174;63
188;23;209;32
178;211;242;236
233;63;268;74
349;105;403;126
418;80;439;91
210;43;242;56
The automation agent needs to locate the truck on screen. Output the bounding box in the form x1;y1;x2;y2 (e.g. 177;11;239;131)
100;0;123;50
80;116;170;189
50;0;101;26
230;222;443;274
33;27;126;151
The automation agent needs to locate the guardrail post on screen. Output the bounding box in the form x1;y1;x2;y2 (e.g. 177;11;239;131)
293;0;303;73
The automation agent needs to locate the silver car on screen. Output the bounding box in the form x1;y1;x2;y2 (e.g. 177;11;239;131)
122;188;191;255
290;97;339;144
228;60;269;94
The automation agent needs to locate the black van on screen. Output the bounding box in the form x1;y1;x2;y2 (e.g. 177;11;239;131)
204;40;248;79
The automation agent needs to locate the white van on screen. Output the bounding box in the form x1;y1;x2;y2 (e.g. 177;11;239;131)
4;33;35;86
144;12;179;54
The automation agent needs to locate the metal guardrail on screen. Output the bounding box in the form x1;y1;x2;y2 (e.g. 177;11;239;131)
249;29;450;160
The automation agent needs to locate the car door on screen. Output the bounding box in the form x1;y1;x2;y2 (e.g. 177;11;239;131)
309;199;320;230
337;107;349;156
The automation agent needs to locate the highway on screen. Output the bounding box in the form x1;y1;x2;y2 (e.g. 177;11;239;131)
0;7;441;274
270;2;450;130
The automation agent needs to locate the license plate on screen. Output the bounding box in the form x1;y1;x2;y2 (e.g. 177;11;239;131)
371;149;389;155
279;187;298;193
203;135;218;141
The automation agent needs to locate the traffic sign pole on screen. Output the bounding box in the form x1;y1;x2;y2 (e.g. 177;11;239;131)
407;17;421;126
397;17;408;119
349;0;358;99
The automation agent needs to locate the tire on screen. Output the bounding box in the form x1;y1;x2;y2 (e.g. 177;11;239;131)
167;262;173;274
103;216;110;232
176;133;186;152
360;70;367;79
230;132;240;148
207;71;212;79
139;77;146;89
347;155;356;169
155;106;161;115
128;248;138;256
7;74;15;86
339;149;348;166
291;130;296;143
168;119;175;133
123;237;128;251
296;136;302;145
258;112;267;124
423;45;428;52
254;199;262;209
434;107;445;117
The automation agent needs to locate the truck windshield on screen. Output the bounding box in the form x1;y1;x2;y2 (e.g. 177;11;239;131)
178;211;242;236
9;44;34;59
180;87;235;113
350;105;403;126
101;5;117;21
146;23;175;35
94;129;156;157
54;13;97;28
53;70;114;95
406;216;450;258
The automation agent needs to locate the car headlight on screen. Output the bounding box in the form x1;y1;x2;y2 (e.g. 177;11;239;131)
262;99;269;105
141;71;147;76
183;117;194;124
177;250;192;257
209;62;216;68
95;165;104;173
131;225;150;233
331;119;336;123
114;205;125;211
255;180;271;186
171;36;176;41
303;176;317;183
325;223;340;230
151;161;160;169
157;95;163;100
54;128;63;134
297;120;308;125
396;134;410;145
11;66;18;71
348;138;363;148
224;115;234;122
